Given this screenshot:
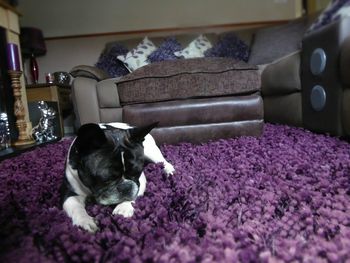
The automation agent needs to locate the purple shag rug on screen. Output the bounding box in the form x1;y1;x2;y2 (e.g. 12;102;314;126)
1;124;350;262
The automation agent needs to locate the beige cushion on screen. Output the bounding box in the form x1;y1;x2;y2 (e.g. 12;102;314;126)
116;57;260;105
96;78;122;108
174;35;212;58
117;37;157;71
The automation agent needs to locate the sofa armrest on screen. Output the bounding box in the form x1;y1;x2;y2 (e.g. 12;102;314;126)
71;77;102;127
70;65;110;81
71;75;124;128
261;51;301;96
340;35;350;86
301;16;350;136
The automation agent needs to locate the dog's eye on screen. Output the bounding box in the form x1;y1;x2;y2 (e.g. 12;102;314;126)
99;171;121;182
124;169;142;181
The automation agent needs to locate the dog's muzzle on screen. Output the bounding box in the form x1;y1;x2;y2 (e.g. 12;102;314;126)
96;179;139;205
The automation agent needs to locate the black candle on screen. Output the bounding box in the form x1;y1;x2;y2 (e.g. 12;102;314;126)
7;43;21;71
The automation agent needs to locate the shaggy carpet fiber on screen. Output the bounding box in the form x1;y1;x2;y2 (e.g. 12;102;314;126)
1;124;350;262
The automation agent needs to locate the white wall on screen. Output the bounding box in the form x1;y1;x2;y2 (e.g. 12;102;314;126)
17;0;303;83
28;35;119;83
18;0;302;38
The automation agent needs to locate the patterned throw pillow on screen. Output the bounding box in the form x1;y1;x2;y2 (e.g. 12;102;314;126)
95;43;130;77
148;37;182;63
306;0;350;35
174;35;212;59
117;37;157;71
205;33;250;62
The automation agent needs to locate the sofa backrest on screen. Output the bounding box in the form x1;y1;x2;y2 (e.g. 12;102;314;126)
248;13;319;65
248;12;319;65
102;31;252;55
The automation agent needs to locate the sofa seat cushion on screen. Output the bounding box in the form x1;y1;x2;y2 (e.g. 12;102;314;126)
116;57;260;105
123;93;263;127
123;93;263;144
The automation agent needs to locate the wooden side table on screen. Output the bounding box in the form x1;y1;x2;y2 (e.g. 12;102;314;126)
26;83;72;136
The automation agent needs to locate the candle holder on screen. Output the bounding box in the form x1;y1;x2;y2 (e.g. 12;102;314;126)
8;70;35;146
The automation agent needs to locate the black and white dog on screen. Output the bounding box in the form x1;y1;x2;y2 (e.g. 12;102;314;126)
60;122;175;233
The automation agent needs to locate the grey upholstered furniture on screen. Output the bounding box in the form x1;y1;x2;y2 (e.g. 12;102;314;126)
69;18;310;144
301;16;350;137
261;52;303;128
70;57;263;145
257;14;316;128
261;15;350;138
70;13;350;144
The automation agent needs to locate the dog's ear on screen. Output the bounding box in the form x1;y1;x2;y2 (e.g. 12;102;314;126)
75;123;107;155
126;122;158;143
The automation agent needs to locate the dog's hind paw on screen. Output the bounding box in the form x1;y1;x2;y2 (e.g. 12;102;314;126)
112;201;134;217
74;215;99;233
164;162;175;176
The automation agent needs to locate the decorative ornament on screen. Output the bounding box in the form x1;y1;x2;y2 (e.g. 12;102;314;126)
0;113;11;149
32;101;57;142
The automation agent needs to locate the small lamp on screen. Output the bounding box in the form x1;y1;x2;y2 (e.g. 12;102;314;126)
20;27;47;84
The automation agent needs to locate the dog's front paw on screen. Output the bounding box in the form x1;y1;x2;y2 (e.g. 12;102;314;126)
164;162;175;176
74;215;99;233
112;201;134;217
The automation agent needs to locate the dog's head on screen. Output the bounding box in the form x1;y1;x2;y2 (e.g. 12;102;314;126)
72;122;157;205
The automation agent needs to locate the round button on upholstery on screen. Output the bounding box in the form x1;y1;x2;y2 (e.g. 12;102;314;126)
310;85;326;111
310;48;326;75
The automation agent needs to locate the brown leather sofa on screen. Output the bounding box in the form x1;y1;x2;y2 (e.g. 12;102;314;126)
69;13;350;144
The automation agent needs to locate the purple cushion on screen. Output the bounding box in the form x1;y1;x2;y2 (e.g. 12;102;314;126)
205;33;250;62
95;43;130;77
147;37;182;63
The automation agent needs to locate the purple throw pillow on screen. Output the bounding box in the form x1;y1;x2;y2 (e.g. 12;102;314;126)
205;33;250;62
148;37;182;63
95;43;130;77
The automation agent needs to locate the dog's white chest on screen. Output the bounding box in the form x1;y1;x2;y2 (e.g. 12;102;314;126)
66;138;91;196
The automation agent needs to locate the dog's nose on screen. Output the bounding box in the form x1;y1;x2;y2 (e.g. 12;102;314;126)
117;179;139;200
